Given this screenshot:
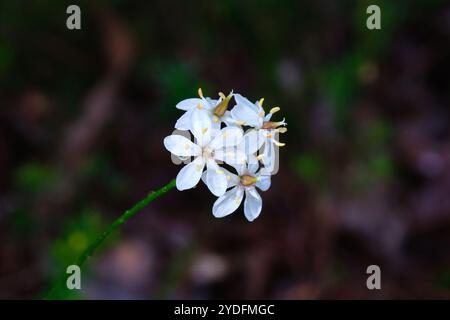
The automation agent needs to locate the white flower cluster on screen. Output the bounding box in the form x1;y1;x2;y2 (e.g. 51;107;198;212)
164;89;287;221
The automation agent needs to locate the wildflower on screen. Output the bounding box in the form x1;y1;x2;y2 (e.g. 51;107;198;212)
164;110;245;196
175;88;235;130
211;161;271;221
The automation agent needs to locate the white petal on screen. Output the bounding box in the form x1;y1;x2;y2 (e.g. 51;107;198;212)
230;103;261;127
174;110;193;130
211;116;222;130
234;94;259;113
212;187;244;218
223;168;240;188
215;147;246;166
221;111;240;127
176;157;205;191
261;140;277;174
190;109;212;146
176;98;204;110
209;127;243;150
202;166;238;189
242;130;265;154
244;187;262;221
255;174;271;191
205;97;220;110
164;134;200;157
203;160;228;196
247;153;259;173
264;113;272;122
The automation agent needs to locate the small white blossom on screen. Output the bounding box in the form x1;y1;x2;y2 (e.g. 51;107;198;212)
211;160;271;222
231;93;287;172
164;109;245;196
175;88;235;131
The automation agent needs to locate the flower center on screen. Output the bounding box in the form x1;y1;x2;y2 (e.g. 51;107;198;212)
240;174;258;186
202;147;214;159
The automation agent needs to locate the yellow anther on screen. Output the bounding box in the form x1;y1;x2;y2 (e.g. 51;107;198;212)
197;103;203;110
213;116;219;123
270;107;280;114
278;127;287;133
274;141;285;147
258;111;265;117
256;154;264;160
198;88;204;98
258;98;265;106
218;92;226;99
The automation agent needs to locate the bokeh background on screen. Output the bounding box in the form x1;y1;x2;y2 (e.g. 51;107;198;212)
0;0;449;299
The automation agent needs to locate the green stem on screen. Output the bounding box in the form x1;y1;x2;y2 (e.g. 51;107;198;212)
44;178;176;299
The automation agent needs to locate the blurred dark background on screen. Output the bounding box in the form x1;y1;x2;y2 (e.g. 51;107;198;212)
0;0;449;299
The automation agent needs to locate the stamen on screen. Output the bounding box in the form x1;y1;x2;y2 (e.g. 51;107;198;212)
256;154;264;160
277;127;287;133
213;116;219;123
262;120;285;129
274;141;285;147
198;88;204;98
240;174;258;186
213;92;232;117
258;98;265;106
270;107;280;114
259;111;265;117
197;103;203;110
202;127;208;134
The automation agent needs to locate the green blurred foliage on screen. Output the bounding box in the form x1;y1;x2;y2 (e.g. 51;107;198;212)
352;118;395;187
79;154;130;196
435;269;450;291
14;163;56;192
293;152;326;185
47;209;115;299
0;44;14;73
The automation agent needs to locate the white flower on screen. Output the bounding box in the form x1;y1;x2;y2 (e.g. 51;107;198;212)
175;88;236;131
164;109;246;196
211;160;271;222
231;93;287;172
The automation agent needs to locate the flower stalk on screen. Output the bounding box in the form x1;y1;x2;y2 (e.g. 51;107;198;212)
45;178;176;299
